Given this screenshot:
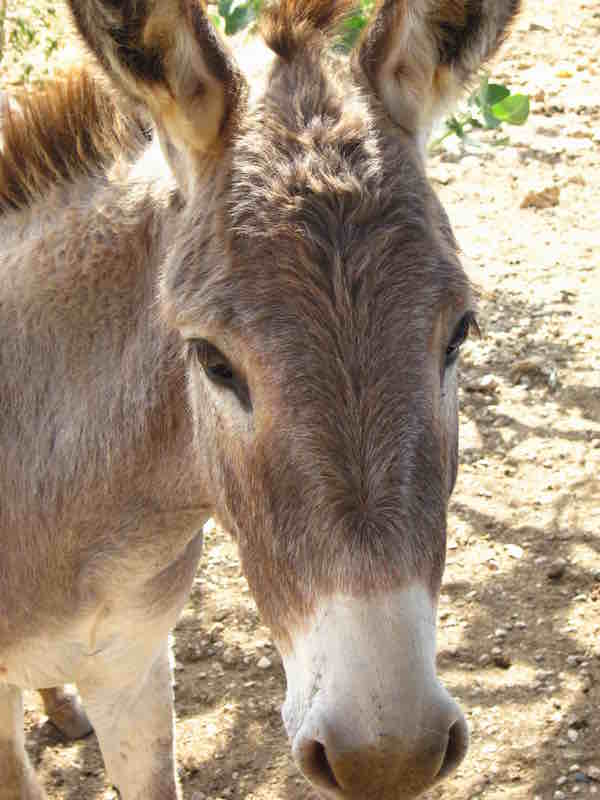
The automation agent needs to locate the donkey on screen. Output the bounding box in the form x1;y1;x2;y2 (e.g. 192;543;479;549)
0;0;519;797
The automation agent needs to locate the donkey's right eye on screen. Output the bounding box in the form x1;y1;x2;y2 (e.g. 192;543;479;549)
187;339;233;380
186;339;251;411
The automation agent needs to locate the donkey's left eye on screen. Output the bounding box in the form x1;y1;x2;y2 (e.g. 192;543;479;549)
445;312;479;367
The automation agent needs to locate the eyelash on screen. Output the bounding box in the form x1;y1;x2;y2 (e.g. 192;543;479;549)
446;311;479;366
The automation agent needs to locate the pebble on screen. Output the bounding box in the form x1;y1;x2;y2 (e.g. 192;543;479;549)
467;374;499;394
520;185;561;209
587;766;600;781
548;559;568;579
530;15;553;31
554;791;566;799
257;656;272;670
493;652;512;669
568;728;579;743
222;647;238;665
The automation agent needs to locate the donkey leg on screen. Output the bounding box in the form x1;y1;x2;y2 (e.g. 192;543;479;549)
39;686;93;740
0;684;46;800
78;640;180;800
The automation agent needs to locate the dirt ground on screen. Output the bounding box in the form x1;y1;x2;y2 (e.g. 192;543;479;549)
2;0;599;797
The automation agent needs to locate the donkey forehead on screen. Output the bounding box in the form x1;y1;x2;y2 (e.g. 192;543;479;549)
167;56;472;340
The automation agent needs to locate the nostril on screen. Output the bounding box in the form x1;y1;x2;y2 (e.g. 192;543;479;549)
437;716;469;779
296;738;341;791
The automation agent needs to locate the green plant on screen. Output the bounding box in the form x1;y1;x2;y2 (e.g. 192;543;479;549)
429;74;530;152
337;0;374;51
214;0;262;35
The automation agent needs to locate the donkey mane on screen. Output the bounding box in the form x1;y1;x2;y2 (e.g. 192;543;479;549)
0;69;148;215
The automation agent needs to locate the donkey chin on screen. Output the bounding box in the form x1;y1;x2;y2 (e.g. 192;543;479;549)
279;584;468;799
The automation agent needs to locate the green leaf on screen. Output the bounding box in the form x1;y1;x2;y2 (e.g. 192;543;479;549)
490;94;530;125
483;108;502;129
482;83;511;107
218;0;256;35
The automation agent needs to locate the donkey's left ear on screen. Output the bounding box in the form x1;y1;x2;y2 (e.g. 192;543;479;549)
356;0;520;139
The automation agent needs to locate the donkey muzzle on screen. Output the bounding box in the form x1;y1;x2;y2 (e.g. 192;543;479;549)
281;585;468;799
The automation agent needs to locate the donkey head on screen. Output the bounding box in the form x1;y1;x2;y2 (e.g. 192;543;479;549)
69;0;518;796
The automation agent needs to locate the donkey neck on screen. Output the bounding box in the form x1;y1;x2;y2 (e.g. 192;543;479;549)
0;144;207;534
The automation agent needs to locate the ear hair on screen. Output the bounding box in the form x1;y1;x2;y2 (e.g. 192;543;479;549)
66;0;246;158
357;0;521;137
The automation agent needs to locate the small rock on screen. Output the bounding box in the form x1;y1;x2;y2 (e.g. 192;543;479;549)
222;647;238;666
203;518;216;535
257;656;272;670
210;622;225;641
529;15;553;31
568;728;579;743
554;791;566;800
467;374;499;394
520;185;561;209
478;654;491;666
587;766;600;781
507;544;524;559
555;63;574;78
493;652;512;669
548;559;568;579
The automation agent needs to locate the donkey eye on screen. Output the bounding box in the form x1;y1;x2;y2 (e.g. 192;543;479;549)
186;339;251;411
445;312;479;367
187;339;234;381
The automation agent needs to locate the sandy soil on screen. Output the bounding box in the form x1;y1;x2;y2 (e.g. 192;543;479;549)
2;0;599;798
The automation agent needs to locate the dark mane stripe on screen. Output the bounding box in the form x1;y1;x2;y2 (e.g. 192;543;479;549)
0;69;147;215
260;0;356;60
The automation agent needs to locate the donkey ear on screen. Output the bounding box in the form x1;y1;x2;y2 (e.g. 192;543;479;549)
357;0;520;138
67;0;245;159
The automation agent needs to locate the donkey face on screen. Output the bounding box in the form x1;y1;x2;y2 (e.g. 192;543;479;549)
67;0;518;796
168;71;475;796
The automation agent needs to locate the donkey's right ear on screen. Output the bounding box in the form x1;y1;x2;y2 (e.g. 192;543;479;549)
67;0;245;164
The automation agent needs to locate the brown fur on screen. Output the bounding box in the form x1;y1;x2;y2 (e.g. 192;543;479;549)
260;0;356;59
0;70;147;214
